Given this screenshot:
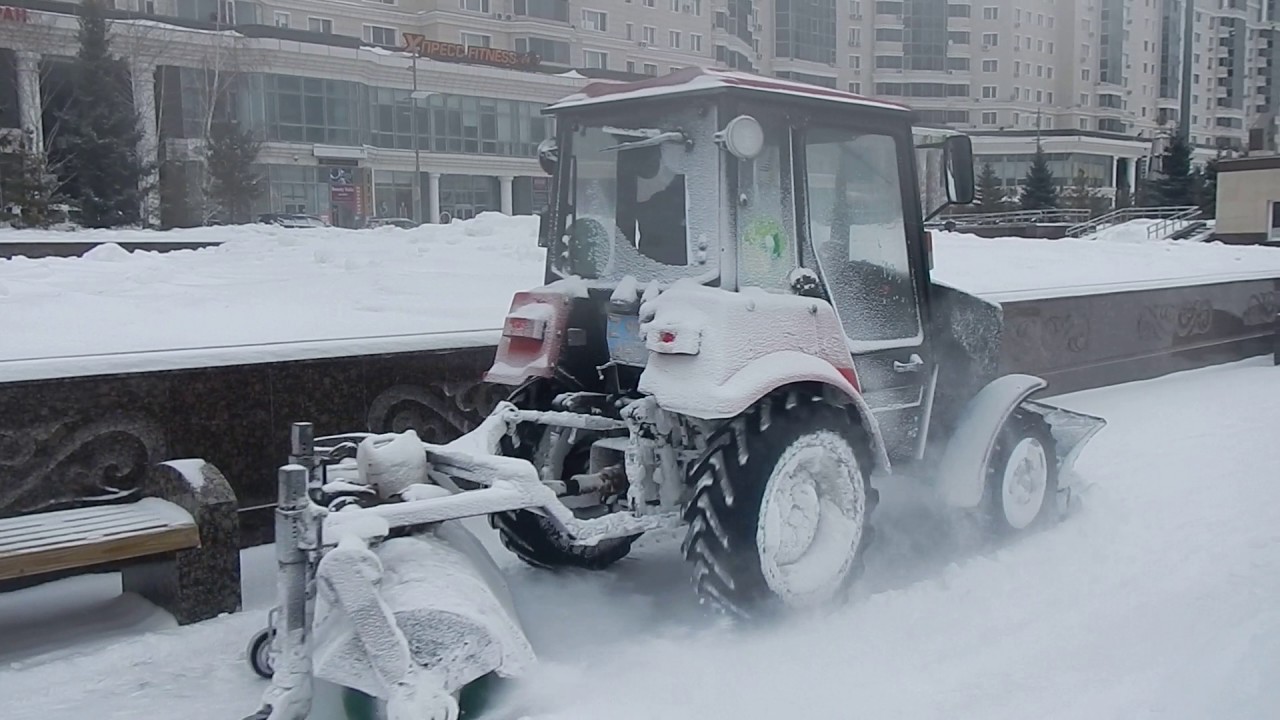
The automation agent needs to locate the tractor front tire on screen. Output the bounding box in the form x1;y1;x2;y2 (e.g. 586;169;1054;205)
683;392;877;620
982;409;1059;535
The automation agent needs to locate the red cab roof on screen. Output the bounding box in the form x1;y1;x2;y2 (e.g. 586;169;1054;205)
546;66;912;114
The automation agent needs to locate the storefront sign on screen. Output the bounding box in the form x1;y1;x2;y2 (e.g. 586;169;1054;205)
402;33;539;70
0;6;31;22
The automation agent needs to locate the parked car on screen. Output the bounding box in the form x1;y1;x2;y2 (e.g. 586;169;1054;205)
257;213;329;228
366;217;418;229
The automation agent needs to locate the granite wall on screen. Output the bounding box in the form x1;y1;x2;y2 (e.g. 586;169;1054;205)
1;277;1276;544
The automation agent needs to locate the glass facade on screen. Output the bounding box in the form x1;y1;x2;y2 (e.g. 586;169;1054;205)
217;73;550;159
775;0;837;63
903;0;948;72
981;153;1115;188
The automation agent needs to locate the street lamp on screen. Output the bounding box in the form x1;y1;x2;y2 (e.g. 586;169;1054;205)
397;56;434;224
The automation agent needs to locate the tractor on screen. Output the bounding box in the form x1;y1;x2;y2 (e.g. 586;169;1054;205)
243;68;1106;720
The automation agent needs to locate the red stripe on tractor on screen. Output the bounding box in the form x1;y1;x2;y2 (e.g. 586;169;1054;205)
836;366;861;392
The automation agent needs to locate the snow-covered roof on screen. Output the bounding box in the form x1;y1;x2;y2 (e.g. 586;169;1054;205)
545;67;912;114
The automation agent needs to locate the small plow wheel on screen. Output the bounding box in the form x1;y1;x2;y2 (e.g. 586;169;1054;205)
983;410;1058;534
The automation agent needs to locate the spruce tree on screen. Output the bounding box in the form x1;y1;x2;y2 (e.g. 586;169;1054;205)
205;120;263;224
1151;131;1198;207
1063;169;1110;216
976;162;1006;214
1019;145;1059;210
58;0;148;228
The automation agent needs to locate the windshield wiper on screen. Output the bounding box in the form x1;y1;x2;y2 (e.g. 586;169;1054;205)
600;127;691;153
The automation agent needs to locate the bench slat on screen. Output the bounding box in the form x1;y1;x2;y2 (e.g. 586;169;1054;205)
0;525;201;580
0;507;190;544
0;518;177;553
0;504;151;534
0;500;201;582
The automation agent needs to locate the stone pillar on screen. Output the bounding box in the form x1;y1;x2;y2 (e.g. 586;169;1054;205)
427;171;441;223
499;175;514;215
15;51;42;156
131;60;160;227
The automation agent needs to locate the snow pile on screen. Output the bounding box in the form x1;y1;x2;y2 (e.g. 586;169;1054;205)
1;359;1278;719
0;214;544;381
2;213;1279;381
931;230;1280;302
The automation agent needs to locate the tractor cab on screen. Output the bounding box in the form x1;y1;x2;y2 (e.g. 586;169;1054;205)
533;67;976;299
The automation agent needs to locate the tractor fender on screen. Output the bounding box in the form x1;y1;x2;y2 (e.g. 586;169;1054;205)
936;373;1048;509
641;349;891;473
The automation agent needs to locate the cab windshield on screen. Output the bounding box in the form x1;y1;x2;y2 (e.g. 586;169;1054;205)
553;107;718;284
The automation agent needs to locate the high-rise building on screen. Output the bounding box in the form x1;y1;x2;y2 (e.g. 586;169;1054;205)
0;0;1272;222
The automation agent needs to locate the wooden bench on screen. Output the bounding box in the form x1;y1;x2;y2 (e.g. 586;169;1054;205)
0;459;242;625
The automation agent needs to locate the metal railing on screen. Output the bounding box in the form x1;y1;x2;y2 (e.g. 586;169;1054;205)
1065;205;1200;239
932;208;1092;229
1146;207;1205;241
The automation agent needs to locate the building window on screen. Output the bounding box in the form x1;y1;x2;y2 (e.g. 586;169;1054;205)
982;111;997;124
626;60;636;73
142;0;155;11
583;49;608;68
644;0;654;7
364;25;398;46
460;32;491;47
981;85;998;99
514;0;569;21
947;57;969;71
670;30;681;48
690;33;703;51
273;10;288;26
308;17;333;33
982;6;997;20
643;62;658;75
947;3;970;18
581;8;607;32
981;59;997;72
625;22;633;40
849;54;861;69
515;36;570;64
948;31;970;44
459;0;489;11
876;28;904;42
848;28;861;47
982;33;998;46
643;25;656;44
875;55;904;69
848;81;862;93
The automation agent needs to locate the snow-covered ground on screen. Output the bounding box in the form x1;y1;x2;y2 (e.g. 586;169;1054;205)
3;358;1277;720
2;215;1278;382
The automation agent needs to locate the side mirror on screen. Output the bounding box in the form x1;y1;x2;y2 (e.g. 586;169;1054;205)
537;138;558;176
537;207;552;248
943;134;976;205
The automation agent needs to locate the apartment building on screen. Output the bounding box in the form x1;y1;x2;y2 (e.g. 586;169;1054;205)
0;0;1272;222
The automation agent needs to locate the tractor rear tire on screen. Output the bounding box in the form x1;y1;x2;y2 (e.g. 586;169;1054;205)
491;429;637;571
682;392;877;620
982;409;1059;535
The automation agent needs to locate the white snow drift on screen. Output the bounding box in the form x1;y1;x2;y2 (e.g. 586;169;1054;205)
0;358;1277;720
2;215;1278;382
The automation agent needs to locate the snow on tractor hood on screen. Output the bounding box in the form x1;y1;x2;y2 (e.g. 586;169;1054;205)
636;279;891;470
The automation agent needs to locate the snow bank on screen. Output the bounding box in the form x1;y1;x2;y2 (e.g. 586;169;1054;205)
0;214;544;381
2;359;1278;720
931;230;1280;302
2;213;1279;381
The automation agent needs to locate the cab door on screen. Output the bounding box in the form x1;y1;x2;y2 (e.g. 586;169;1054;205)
798;125;933;462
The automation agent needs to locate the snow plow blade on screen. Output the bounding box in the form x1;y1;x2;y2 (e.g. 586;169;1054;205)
244;417;550;720
1019;399;1108;477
